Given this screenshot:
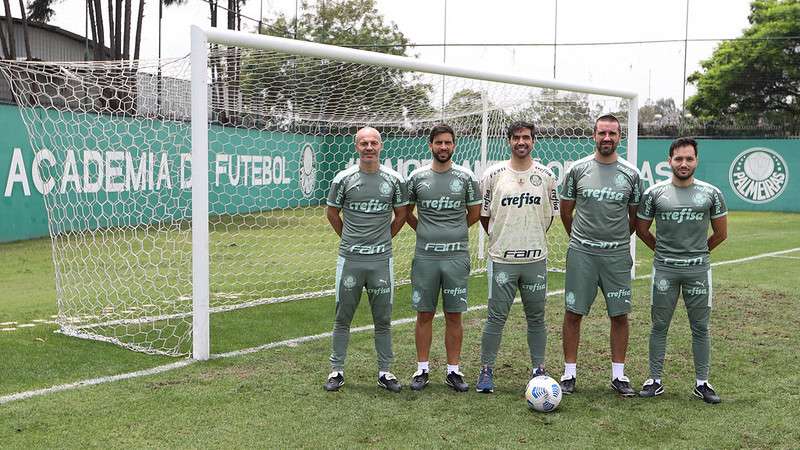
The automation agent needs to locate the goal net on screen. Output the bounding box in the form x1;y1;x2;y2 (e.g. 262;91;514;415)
0;28;635;358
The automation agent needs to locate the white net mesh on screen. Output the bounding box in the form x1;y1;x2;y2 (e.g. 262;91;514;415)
0;42;629;356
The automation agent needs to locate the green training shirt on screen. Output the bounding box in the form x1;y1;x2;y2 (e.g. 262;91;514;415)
327;164;408;261
408;164;481;258
637;179;727;272
559;154;642;255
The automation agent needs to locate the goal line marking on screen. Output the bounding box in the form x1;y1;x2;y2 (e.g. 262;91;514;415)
2;246;798;405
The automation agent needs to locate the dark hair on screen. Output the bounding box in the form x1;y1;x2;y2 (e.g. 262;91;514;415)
593;114;621;133
506;121;536;139
669;137;698;157
429;124;456;143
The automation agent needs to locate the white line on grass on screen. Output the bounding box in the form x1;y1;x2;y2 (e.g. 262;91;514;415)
0;360;195;405
3;246;798;405
710;247;800;266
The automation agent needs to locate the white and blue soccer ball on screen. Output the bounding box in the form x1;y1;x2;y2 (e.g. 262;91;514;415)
525;376;562;412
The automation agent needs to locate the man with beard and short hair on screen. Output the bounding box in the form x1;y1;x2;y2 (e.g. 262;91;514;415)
324;126;408;393
475;121;559;393
635;137;727;404
559;114;643;397
406;124;481;392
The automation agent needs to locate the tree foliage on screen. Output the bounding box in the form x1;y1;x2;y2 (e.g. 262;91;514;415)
236;0;434;131
262;0;409;56
639;98;679;124
519;89;605;133
438;88;514;137
686;0;800;125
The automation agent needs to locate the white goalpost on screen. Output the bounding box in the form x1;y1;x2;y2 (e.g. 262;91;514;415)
0;26;637;360
190;26;638;360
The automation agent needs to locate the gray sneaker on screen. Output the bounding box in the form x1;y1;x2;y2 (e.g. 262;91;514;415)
475;365;494;393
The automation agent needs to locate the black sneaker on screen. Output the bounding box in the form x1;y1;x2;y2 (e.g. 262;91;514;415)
639;378;664;397
378;373;402;393
560;375;576;395
324;371;344;391
693;382;721;404
611;376;636;397
410;370;429;391
445;371;469;392
531;366;547;379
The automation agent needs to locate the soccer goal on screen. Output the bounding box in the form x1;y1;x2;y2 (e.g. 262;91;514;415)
0;26;637;359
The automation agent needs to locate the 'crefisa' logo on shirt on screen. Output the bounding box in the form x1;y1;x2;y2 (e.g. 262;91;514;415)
659;208;705;223
500;193;542;207
729;147;788;204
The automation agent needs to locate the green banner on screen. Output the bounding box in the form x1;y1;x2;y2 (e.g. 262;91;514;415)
1;104;328;241
637;139;797;212
2;102;797;243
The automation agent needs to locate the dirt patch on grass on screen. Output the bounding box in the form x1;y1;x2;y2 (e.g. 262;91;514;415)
199;364;261;381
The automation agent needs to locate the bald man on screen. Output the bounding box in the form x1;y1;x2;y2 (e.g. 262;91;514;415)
324;127;408;392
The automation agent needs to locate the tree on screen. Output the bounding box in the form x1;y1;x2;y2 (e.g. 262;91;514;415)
445;89;483;113
686;0;800;125
639;98;679;124
439;88;514;137
522;88;604;131
233;0;434;130
262;0;409;57
1;0;17;59
0;0;32;61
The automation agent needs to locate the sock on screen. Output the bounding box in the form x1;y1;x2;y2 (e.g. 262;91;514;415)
447;364;459;374
379;371;389;378
417;361;429;372
655;378;662;384
612;362;625;380
563;363;576;379
696;379;708;387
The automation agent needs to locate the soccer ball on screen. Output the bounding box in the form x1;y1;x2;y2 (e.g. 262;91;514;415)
525;376;562;412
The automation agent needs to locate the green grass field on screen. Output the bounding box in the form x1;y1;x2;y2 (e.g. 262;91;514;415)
1;211;799;448
1;206;566;357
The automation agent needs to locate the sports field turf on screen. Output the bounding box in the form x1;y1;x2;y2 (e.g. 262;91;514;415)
0;211;798;448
